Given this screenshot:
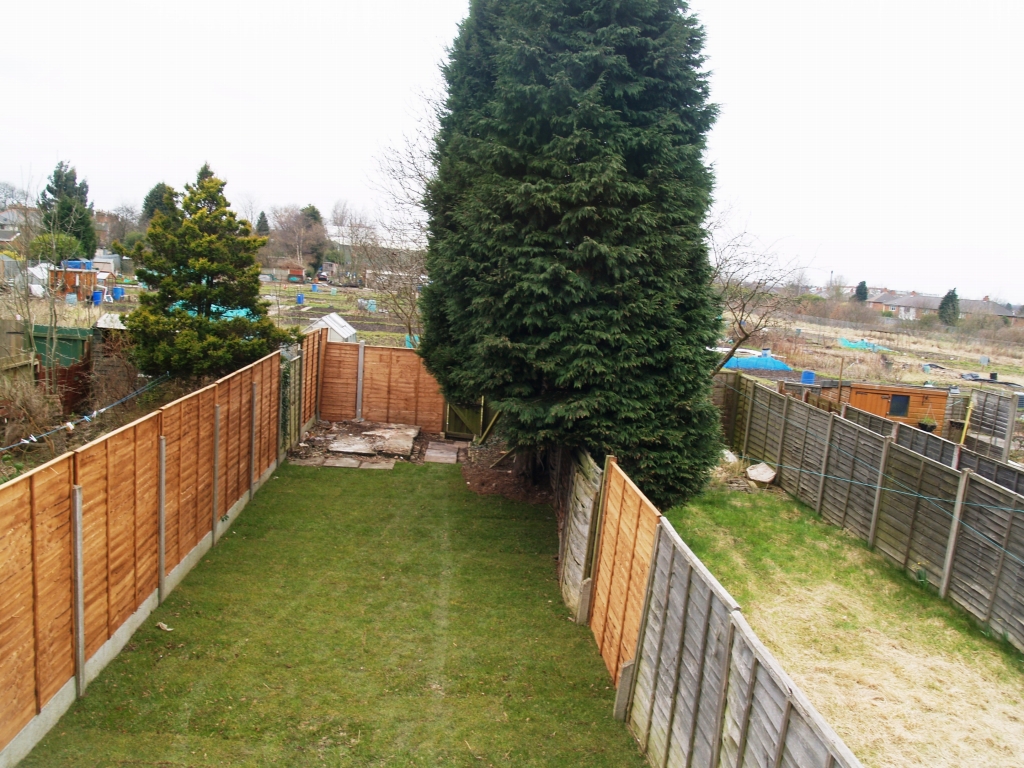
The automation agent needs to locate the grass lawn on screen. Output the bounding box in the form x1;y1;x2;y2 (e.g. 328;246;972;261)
667;488;1024;768
24;463;645;767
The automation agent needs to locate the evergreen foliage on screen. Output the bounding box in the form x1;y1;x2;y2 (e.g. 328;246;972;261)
855;281;868;301
938;289;960;326
116;167;293;377
38;161;97;258
142;182;175;222
256;211;270;236
29;233;82;262
421;0;721;506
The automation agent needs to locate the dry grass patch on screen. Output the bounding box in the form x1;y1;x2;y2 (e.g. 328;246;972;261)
666;489;1024;768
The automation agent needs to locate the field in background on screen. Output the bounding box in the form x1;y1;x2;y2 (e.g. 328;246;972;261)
667;486;1024;768
21;462;647;767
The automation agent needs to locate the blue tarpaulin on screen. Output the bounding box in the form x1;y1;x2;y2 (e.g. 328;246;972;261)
838;337;890;352
722;356;793;371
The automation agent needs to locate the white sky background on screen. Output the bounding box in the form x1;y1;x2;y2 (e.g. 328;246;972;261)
2;1;1020;300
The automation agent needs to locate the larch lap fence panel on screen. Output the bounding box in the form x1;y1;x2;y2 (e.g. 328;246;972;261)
819;419;885;542
894;423;958;467
318;342;446;432
0;455;75;749
777;398;831;508
957;447;1024;496
964;389;1015;462
300;328;325;426
590;460;661;684
842;405;895;437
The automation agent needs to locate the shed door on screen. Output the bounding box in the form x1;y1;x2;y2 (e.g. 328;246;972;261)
850;389;889;417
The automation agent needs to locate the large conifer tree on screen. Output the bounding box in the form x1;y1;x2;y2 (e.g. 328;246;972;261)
421;0;721;506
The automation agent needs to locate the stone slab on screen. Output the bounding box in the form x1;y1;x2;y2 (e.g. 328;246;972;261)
328;436;378;455
363;425;420;457
424;451;458;464
323;456;361;468
359;460;395;470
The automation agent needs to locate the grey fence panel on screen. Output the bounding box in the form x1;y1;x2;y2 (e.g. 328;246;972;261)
894;423;958;467
720;614;862;768
873;446;959;586
964;389;1015;461
743;385;774;463
948;475;1024;652
559;450;602;614
842;406;893;437
629;521;739;768
820;420;884;540
777;399;831;509
732;377;753;454
957;448;1024;496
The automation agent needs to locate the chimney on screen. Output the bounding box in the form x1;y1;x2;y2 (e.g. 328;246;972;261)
983;296;989;302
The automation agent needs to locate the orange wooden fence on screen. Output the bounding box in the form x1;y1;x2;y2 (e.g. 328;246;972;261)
590;458;661;684
319;342;445;431
300;328;326;426
0;350;283;762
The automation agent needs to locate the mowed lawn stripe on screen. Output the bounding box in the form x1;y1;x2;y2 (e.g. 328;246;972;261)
22;462;646;767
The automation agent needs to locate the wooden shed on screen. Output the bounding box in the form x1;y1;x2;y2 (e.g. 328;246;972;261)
49;267;98;301
846;382;948;427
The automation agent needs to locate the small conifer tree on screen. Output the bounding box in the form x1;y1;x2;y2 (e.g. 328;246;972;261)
855;281;868;301
116;167;293;377
938;289;960;326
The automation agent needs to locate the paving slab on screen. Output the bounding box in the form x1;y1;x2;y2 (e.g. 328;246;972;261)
363;425;420;457
323;456;361;468
289;456;325;467
424;442;460;464
328;436;378;455
359;460;395;470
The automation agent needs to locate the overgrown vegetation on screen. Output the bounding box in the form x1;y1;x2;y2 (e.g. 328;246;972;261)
667;488;1024;768
22;462;646;767
421;0;722;507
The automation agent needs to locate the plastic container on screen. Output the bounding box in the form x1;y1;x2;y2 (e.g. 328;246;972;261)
367;299;377;313
92;290;103;307
311;284;318;293
65;294;78;305
800;370;815;385
296;293;304;305
112;286;125;301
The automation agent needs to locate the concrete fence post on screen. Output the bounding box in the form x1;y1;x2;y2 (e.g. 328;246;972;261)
158;436;167;603
868;436;893;547
940;469;971;598
71;484;86;696
355;340;366;421
212;405;221;546
249;381;258;500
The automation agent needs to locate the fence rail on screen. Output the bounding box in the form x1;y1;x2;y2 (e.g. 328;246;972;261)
726;373;1024;654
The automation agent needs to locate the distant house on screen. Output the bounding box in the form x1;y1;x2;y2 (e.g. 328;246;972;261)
866;290;903;312
885;293;1020;324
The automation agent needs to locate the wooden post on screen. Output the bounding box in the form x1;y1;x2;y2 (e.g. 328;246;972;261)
315;328;327;421
815;414;836;514
774;395;790;483
939;469;971;598
771;699;794;768
952;443;962;470
249;380;258;500
741;382;756;458
733;653;759;768
71;484;86;696
158;436;167;603
212;405;221;546
355;340;366;421
868;437;892;547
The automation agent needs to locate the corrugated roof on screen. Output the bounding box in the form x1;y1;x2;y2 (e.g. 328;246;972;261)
96;313;127;330
306;312;357;339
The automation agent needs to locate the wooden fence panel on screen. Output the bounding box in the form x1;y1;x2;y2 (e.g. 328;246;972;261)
732;376;753;454
300;329;323;425
964;388;1014;462
948;476;1024;651
197;386;216;537
742;385;774;462
820;420;883;540
134;415;160;606
75;440;109;658
590;462;661;684
957;447;1024;496
777;398;830;507
894;423;958;467
177;394;199;565
873;446;959;586
28;456;75;709
161;403;181;573
320;342;360;421
842;406;892;437
0;473;37;748
105;428;137;633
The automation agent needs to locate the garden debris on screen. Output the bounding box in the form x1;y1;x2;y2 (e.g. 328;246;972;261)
156;622;174;632
745;462;777;485
424;441;468;464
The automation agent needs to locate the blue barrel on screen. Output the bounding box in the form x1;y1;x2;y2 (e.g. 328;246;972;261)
92;290;103;306
112;286;125;301
296;293;304;305
801;370;816;385
311;283;318;293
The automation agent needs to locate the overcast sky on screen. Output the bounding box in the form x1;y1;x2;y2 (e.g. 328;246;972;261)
4;1;1020;300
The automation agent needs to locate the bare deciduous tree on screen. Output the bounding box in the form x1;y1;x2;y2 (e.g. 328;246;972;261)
708;213;804;374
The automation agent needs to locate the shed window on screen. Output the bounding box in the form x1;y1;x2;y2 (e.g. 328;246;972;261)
888;394;910;417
